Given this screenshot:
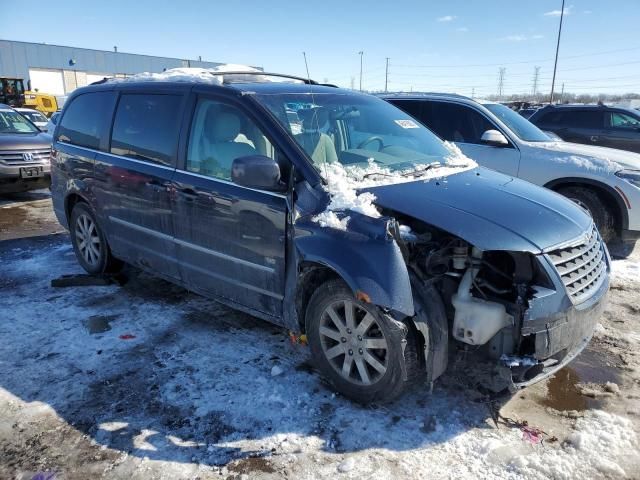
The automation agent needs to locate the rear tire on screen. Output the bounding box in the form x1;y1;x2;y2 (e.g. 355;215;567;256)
70;202;122;275
557;186;616;242
306;279;419;403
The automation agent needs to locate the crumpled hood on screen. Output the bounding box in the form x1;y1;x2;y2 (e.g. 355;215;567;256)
365;167;592;253
533;141;640;171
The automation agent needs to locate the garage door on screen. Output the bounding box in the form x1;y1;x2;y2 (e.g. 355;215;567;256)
29;69;65;95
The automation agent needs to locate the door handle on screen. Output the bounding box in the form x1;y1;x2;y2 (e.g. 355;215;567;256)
590;135;599;142
179;187;198;201
146;179;165;192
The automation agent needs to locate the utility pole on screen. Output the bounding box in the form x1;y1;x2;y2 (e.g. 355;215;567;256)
358;51;364;92
560;83;565;103
550;0;566;104
471;87;475;99
384;57;390;93
497;68;506;99
350;76;355;90
532;66;541;101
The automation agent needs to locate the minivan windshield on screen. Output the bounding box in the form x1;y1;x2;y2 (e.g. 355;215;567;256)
0;109;39;134
256;92;474;179
484;103;551;142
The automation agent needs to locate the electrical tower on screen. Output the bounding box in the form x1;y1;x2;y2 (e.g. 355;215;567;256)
497;68;506;98
532;66;541;101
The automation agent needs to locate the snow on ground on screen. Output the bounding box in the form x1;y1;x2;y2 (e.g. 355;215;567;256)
611;257;640;283
1;233;639;479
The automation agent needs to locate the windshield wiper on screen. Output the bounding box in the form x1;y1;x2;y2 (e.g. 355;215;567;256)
362;171;395;180
400;162;441;178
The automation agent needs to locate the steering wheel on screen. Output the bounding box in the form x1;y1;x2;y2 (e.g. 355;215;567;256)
357;136;384;151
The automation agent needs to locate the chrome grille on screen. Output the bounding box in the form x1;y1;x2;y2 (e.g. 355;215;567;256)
0;148;51;165
547;224;608;304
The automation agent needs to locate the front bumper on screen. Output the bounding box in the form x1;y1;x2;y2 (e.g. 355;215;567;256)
0;155;51;193
507;274;608;389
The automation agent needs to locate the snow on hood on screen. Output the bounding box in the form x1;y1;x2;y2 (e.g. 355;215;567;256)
112;64;285;85
535;141;640;173
312;142;477;230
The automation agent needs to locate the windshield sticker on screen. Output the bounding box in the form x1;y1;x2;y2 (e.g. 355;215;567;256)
394;119;419;129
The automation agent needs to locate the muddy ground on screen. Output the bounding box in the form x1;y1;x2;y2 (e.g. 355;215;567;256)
0;191;638;480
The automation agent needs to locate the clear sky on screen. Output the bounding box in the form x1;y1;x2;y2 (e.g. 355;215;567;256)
2;0;639;97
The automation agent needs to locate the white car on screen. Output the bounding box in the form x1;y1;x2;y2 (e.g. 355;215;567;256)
384;93;640;245
14;107;49;131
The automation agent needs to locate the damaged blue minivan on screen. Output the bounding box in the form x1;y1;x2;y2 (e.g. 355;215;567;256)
51;70;610;403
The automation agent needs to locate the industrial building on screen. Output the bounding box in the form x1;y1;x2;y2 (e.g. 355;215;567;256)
0;39;226;96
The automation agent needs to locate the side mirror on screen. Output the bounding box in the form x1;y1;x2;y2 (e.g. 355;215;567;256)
231;155;285;192
480;129;509;147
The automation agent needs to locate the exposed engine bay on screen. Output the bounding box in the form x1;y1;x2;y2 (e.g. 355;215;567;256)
390;216;562;390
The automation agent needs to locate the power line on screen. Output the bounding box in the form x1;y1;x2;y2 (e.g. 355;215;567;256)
392;45;640;69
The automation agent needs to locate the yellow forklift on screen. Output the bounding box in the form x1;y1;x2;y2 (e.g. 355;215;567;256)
1;77;60;116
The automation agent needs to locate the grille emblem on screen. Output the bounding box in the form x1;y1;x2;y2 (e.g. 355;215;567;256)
23;152;34;162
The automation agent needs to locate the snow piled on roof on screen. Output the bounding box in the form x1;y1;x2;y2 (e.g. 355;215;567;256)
113;63;302;86
312;145;477;230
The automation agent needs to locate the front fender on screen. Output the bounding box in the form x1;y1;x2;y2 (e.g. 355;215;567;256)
294;212;414;317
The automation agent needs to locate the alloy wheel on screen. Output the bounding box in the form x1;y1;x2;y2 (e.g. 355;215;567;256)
319;300;389;386
75;213;102;267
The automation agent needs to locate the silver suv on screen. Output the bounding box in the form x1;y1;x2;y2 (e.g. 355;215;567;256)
0;104;52;194
385;93;640;245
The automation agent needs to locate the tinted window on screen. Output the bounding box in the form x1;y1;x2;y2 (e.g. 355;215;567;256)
422;101;495;144
56;92;116;149
111;94;182;166
543;110;604;129
187;98;275;181
390;100;423;122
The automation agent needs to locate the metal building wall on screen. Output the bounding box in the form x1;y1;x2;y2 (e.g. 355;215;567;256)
0;39;225;93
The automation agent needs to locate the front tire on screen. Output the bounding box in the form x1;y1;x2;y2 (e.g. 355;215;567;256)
70;202;121;275
306;279;418;403
557;186;616;242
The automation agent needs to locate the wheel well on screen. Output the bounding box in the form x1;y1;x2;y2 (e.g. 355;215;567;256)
547;180;625;234
295;262;342;331
64;193;87;221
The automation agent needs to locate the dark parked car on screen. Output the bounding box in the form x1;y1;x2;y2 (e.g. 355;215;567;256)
530;104;640;153
51;71;608;403
0;103;52;194
518;108;538;119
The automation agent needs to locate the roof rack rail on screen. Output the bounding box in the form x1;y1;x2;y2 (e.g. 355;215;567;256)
209;71;319;85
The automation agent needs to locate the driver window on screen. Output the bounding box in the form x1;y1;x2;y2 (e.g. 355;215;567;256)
187;99;275;181
609;112;640;129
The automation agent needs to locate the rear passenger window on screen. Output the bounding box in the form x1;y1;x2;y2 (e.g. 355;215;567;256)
560;111;604;128
110;94;182;166
56;92;116;150
425;102;495;144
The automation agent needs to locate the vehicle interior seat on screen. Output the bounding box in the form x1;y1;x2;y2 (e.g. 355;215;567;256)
200;110;257;177
295;107;338;167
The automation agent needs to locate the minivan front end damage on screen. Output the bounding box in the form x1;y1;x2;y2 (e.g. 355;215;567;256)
392;216;610;392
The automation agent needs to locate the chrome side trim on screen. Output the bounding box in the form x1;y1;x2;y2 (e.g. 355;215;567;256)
175;169;287;199
108;215;275;274
57;142;287;198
